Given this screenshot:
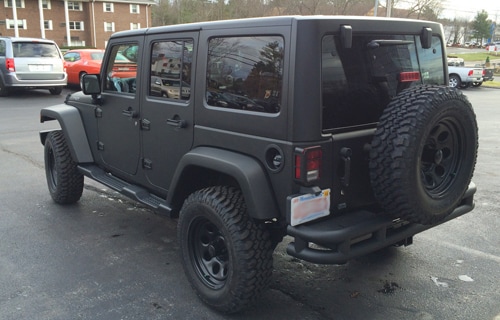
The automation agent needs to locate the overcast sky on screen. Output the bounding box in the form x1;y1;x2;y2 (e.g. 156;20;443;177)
440;0;500;20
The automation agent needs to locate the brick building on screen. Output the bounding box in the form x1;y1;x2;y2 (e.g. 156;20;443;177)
0;0;156;48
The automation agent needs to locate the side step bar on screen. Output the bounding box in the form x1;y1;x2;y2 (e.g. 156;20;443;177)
78;164;173;216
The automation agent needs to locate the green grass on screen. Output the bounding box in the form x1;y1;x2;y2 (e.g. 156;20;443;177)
447;52;500;62
482;80;500;88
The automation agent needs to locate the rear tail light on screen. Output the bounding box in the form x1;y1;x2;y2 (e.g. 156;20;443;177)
399;71;420;82
482;69;486;76
6;58;15;72
468;70;473;76
294;146;323;183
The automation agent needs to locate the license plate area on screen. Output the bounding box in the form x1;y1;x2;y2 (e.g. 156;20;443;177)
289;189;331;226
29;64;52;72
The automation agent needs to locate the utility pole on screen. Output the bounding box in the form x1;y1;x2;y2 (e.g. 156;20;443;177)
386;0;392;17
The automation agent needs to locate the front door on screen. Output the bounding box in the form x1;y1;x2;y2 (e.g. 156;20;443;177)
96;39;142;176
140;33;197;191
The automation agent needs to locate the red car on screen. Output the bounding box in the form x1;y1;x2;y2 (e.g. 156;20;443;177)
63;49;104;88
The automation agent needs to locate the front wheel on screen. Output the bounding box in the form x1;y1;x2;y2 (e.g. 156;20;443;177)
178;186;274;313
44;131;84;204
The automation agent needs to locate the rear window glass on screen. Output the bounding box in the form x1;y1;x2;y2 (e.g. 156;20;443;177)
12;42;60;58
206;36;283;114
90;52;104;60
322;34;444;131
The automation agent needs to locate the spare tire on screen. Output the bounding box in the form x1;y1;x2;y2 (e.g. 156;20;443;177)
369;85;478;225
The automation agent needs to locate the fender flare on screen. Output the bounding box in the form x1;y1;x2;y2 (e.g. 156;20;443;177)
40;104;94;163
168;147;279;220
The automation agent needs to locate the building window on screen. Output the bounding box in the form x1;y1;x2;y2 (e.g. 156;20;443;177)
71;40;86;46
42;0;51;9
104;22;115;32
130;23;140;30
103;2;113;12
69;21;84;30
6;19;27;29
130;4;140;14
44;20;53;30
4;0;25;8
67;1;82;11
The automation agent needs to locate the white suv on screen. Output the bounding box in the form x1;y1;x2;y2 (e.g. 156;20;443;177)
0;37;67;96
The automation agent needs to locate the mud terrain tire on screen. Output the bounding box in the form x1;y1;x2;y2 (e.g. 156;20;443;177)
44;131;84;204
178;186;273;313
369;85;477;225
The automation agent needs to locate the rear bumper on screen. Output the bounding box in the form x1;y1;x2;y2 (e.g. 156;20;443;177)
466;76;483;83
5;73;67;87
286;183;476;264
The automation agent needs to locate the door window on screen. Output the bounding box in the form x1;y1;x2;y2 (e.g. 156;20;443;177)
149;40;193;100
104;43;138;94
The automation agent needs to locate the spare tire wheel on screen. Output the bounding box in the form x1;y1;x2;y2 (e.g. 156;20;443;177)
369;85;478;225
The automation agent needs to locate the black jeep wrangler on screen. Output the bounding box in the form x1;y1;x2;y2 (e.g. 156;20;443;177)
40;16;478;313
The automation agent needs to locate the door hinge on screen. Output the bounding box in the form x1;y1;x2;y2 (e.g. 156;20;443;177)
141;118;151;131
97;141;104;151
95;107;102;118
142;158;153;170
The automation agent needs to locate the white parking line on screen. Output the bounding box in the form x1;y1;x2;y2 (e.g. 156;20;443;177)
419;234;500;264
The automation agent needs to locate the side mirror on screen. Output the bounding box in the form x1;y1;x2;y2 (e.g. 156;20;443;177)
82;74;101;95
421;27;433;49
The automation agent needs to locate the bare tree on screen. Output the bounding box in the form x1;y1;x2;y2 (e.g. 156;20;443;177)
403;0;443;19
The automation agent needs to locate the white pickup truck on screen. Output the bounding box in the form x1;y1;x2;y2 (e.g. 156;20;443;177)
447;57;483;88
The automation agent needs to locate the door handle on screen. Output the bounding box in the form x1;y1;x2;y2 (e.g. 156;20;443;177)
167;118;187;128
122;107;139;118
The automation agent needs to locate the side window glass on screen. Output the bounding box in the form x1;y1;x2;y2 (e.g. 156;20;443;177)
0;40;5;57
206;36;283;113
149;39;193;100
104;43;138;94
416;36;445;85
64;52;80;62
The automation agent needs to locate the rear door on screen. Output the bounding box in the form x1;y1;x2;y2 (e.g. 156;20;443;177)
140;32;197;192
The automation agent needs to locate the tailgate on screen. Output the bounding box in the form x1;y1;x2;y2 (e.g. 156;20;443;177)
14;57;65;80
330;129;377;213
470;68;483;78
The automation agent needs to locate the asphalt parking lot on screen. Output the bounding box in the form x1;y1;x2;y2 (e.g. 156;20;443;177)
0;87;499;320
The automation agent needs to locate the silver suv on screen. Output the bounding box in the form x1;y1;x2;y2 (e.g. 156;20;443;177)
0;37;67;96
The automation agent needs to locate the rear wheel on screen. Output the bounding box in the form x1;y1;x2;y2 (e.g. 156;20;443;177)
370;85;477;225
448;74;461;88
49;86;63;95
0;78;9;97
44;131;84;204
79;72;87;90
178;186;273;313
